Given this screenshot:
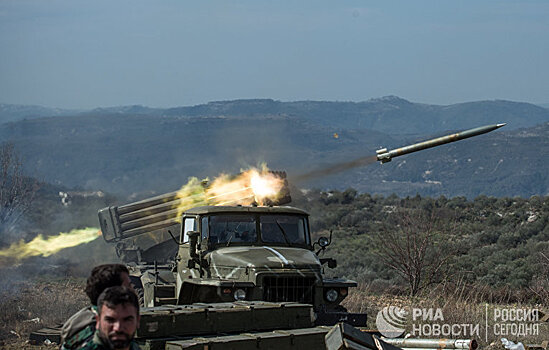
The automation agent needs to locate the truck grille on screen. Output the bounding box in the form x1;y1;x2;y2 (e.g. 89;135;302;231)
262;276;315;304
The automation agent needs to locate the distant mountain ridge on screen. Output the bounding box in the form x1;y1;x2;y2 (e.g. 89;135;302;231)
0;103;81;123
156;96;549;134
84;105;161;116
2;96;548;135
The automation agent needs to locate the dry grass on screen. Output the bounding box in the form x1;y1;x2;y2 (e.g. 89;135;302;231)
0;277;88;348
1;277;547;349
343;281;549;348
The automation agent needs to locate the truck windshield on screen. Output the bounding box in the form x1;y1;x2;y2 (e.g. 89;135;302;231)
206;214;310;246
209;215;257;244
260;215;308;245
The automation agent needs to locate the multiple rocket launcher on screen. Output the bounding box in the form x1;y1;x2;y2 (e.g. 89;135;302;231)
99;171;292;242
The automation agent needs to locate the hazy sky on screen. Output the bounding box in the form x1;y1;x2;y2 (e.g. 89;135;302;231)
1;1;548;109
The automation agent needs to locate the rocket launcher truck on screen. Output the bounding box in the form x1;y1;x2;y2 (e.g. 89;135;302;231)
29;124;501;348
98;171;365;326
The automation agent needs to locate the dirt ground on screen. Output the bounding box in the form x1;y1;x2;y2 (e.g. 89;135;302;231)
0;277;87;349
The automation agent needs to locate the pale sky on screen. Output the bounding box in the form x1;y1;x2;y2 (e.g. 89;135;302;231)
1;1;548;109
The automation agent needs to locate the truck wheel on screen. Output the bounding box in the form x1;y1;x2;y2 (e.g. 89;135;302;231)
130;276;145;306
135;287;145;306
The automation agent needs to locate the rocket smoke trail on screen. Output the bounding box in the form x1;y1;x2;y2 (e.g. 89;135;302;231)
291;155;378;183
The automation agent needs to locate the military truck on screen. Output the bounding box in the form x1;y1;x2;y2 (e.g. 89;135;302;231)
98;172;366;326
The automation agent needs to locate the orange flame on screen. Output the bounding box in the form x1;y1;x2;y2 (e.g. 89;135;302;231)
0;228;101;264
174;164;285;218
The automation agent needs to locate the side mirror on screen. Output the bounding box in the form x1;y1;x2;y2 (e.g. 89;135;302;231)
314;230;333;255
318;236;330;248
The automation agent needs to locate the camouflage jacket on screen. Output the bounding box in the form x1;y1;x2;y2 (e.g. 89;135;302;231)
60;306;97;350
79;331;141;350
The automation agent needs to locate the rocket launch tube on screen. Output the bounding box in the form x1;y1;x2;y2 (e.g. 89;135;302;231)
381;338;478;350
376;123;506;163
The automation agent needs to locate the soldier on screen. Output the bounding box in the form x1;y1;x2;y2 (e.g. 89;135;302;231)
61;264;133;349
80;286;140;350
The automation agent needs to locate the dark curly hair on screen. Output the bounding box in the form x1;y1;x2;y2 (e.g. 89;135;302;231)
97;286;139;315
85;264;129;306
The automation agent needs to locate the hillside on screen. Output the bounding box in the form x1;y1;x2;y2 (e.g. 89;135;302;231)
291;190;549;291
0;113;393;195
0;98;547;198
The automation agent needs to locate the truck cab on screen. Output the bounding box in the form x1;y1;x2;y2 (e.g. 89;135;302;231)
173;205;354;316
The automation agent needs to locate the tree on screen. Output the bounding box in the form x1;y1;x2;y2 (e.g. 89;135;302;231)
528;249;549;302
0;142;39;243
372;206;456;296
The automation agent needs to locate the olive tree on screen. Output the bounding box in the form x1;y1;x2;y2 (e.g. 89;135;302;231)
372;206;457;296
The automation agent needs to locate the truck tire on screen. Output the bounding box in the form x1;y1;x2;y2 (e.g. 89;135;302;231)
130;276;145;306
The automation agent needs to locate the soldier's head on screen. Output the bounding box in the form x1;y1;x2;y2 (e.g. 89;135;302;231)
85;264;132;306
96;286;140;350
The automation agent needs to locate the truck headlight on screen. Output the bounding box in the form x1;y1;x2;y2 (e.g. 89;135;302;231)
325;288;338;302
234;288;246;301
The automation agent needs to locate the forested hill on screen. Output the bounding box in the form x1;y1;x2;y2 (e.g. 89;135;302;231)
2;97;548;133
292;189;549;295
0;98;547;198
